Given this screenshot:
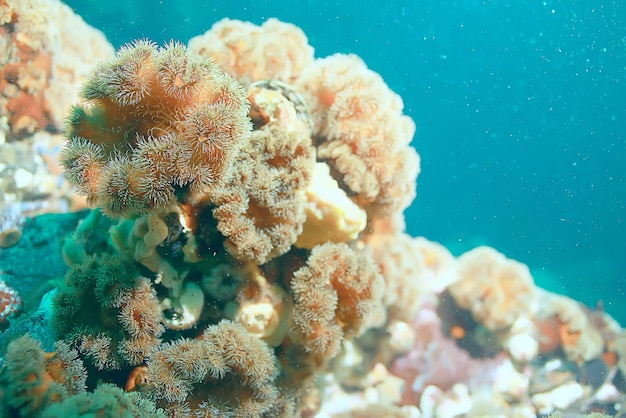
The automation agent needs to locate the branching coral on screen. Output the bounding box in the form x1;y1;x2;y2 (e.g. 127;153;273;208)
60;40;251;216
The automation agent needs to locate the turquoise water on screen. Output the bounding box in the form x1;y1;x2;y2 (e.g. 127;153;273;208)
63;0;626;322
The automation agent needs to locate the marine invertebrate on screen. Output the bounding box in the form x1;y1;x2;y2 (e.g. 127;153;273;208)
39;383;165;418
52;255;164;370
296;53;420;217
60;40;251;217
289;242;385;362
0;0;113;139
0;334;87;417
188;18;315;84
145;320;279;416
447;246;538;331
534;291;604;363
364;231;454;322
210;85;315;264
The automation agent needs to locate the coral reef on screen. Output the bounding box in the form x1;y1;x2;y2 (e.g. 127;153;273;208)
1;7;626;418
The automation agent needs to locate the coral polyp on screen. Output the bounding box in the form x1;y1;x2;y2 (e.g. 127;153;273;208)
61;41;251;217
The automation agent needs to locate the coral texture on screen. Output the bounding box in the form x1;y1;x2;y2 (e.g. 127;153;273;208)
189;18;315;84
60;40;251;216
289;242;385;362
296;54;420;217
0;0;114;139
53;255;164;370
211;122;315;264
146;320;279;416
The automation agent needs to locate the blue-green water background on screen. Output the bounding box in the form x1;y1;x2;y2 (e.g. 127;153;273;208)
63;1;625;322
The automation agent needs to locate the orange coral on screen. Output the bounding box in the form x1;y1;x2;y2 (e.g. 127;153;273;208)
60;40;251;216
0;0;114;139
211;90;315;263
296;53;420;217
188;18;315;84
145;320;279;416
289;242;385;361
447;246;538;331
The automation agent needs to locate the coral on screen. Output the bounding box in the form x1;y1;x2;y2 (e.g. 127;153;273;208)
145;320;279;416
11;12;623;418
447;246;538;331
40;382;165;418
534;290;605;363
52;255;164;370
60;40;251;216
296;53;420;217
0;0;113;139
0;334;87;417
210;86;315;264
289;242;385;362
365;231;454;322
189;18;315;84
